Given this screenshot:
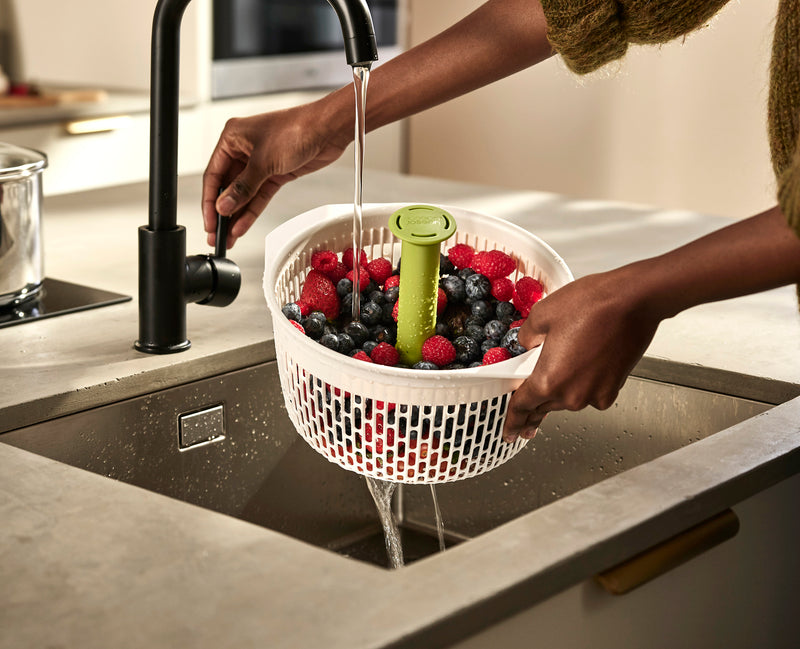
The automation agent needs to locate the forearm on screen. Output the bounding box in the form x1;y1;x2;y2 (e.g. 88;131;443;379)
319;0;553;142
625;205;800;320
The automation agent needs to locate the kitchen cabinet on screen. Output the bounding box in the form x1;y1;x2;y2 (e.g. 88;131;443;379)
448;473;800;649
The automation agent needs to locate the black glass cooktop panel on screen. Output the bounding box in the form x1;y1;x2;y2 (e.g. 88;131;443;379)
0;278;131;329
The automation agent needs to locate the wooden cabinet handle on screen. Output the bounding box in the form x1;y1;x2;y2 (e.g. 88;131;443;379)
595;508;739;595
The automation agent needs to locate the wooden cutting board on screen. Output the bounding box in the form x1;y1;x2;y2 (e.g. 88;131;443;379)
0;89;108;108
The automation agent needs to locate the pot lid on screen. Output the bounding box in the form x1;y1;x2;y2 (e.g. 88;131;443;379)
0;142;47;181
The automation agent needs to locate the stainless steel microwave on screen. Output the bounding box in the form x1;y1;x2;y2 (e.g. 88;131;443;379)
211;0;402;99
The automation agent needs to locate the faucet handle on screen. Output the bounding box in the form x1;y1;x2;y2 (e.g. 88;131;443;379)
215;215;231;258
185;214;241;308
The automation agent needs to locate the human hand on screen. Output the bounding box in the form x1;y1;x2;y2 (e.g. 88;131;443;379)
502;268;660;442
202;101;350;249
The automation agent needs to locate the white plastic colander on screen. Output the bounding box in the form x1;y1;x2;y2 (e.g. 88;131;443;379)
263;203;573;484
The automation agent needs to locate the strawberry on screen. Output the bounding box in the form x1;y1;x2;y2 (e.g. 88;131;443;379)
342;247;368;270
311;250;338;275
447;243;475;269
513;276;544;318
367;257;393;286
471;250;516;280
392;301;399;322
290;320;305;334
482;346;512;365
491;277;514;302
421;335;457;367
371;342;400;366
299;269;340;320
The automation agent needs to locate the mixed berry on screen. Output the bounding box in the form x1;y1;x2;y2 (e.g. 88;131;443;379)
281;243;545;369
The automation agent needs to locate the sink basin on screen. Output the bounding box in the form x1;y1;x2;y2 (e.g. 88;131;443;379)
0;362;770;568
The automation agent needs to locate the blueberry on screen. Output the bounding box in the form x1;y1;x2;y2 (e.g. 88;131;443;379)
470;300;492;322
360;301;383;326
282;302;302;321
362;340;379;355
381;302;395;324
465;323;485;342
319;333;339;350
383;285;399;304
344;321;369;347
453;335;480;364
481;338;496;355
484;319;508;342
341;292;353;316
435;321;450;337
496;301;516;320
413;361;439;370
465;273;491;301
502;327;528;356
439;253;455;276
337;333;355;355
368;290;386;306
336;278;353;298
440;275;466;304
302;312;326;339
458;267;476;281
465;315;486;329
372;324;397;345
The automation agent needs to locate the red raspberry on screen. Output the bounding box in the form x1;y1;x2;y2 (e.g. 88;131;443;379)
513;276;545;318
510;319;525;329
421;335;457;367
366;257;393;286
299;269;340;320
437;287;447;315
471;250;516;280
324;261;348;284
371;342;400;366
311;250;338;275
346;266;371;289
290;320;305;334
482;347;512;365
447;243;475;269
392;301;399;322
352;350;373;363
342;247;368;270
384;274;400;290
491;277;514;302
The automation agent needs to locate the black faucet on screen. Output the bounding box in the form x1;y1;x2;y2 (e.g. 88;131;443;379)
135;0;378;354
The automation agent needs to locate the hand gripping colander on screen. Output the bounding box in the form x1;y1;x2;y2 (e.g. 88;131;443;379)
263;203;573;484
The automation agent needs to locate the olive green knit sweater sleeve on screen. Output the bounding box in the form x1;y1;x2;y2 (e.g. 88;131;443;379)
539;0;731;75
769;0;800;238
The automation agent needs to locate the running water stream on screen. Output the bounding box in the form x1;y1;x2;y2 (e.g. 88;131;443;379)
350;65;369;320
365;477;404;569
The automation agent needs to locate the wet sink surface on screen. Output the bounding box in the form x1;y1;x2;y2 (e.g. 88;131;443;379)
1;361;770;567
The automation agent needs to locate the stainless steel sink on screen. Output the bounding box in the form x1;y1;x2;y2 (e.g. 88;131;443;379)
0;362;770;567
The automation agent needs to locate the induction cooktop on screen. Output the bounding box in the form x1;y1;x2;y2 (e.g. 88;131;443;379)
0;278;131;329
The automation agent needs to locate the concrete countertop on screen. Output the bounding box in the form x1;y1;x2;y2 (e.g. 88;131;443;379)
1;168;800;648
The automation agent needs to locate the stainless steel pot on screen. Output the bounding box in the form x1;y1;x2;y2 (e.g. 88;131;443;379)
0;143;47;307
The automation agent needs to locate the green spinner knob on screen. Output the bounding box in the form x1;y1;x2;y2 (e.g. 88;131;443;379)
388;205;457;365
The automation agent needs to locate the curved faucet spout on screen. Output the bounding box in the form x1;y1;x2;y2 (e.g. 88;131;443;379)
327;0;379;68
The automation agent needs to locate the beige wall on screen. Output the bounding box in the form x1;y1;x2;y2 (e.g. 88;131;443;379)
406;1;779;219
